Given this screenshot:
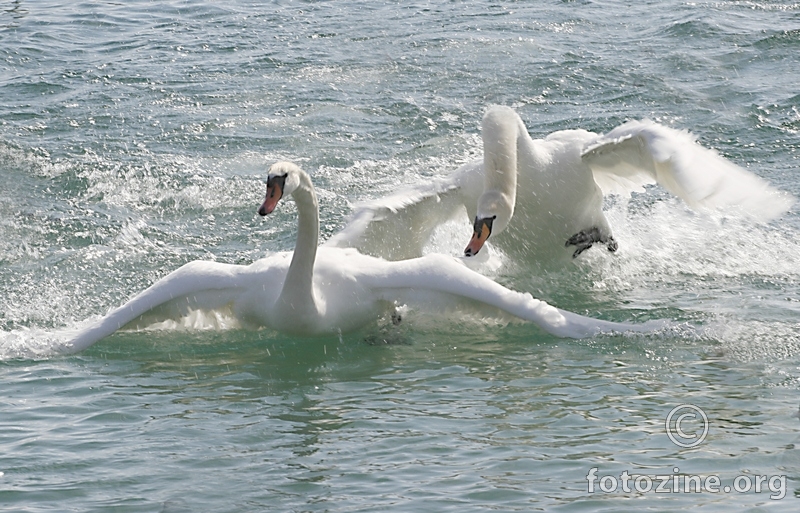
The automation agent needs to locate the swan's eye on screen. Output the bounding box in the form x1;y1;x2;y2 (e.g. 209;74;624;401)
266;174;288;197
472;216;495;235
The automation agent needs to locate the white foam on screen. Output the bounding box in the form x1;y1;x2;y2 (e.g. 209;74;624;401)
594;196;800;284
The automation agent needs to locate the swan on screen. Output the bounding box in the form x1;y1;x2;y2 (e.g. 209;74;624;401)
62;162;660;354
327;105;794;264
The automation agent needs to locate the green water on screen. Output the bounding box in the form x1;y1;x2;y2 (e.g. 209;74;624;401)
2;1;799;510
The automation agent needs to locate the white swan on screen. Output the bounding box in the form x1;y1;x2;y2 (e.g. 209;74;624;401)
63;162;660;354
328;105;794;264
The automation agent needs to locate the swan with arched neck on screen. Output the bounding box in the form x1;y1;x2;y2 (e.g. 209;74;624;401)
328;106;794;265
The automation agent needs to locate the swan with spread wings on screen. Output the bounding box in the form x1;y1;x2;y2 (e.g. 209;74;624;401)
328;106;793;264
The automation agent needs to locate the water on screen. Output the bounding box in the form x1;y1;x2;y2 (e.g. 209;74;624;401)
1;0;799;510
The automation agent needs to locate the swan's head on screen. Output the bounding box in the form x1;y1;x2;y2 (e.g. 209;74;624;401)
464;190;512;257
258;161;303;216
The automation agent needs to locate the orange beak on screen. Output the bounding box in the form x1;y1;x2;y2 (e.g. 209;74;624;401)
258;175;286;216
464;216;494;257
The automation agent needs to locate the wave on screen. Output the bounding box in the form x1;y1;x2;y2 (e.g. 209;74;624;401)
750;28;800;50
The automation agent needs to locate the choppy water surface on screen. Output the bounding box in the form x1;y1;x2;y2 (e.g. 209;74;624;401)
1;1;799;511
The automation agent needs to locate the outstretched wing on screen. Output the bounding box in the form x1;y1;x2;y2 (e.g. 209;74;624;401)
582;120;794;221
64;261;249;354
364;253;661;338
326;161;484;260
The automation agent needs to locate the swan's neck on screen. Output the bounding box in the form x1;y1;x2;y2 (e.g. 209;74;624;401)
482;108;523;214
484;111;524;201
278;171;319;313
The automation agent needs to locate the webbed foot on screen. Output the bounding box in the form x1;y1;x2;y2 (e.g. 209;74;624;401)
565;228;617;258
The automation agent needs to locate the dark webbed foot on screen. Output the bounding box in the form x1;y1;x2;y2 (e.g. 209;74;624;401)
565;227;617;258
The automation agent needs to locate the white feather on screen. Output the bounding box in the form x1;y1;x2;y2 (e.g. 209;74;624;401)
331;107;794;264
